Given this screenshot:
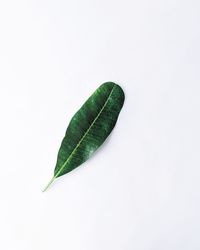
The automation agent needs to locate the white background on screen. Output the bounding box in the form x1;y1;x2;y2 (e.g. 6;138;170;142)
0;0;200;249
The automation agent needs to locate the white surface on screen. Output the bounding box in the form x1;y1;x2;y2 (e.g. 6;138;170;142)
0;0;200;249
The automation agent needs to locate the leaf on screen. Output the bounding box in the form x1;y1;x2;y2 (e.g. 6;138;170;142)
43;82;125;191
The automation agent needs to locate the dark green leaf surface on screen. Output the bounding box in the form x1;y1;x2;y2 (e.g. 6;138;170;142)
43;82;125;191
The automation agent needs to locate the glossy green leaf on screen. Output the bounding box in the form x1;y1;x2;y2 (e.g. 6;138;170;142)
43;82;125;191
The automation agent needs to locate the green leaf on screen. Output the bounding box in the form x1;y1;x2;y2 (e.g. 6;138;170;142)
43;82;125;191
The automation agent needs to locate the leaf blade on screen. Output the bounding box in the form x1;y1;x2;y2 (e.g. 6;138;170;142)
43;82;125;191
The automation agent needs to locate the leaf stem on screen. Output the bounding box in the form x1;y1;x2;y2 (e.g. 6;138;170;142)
42;176;56;192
